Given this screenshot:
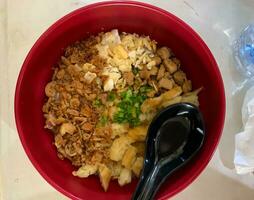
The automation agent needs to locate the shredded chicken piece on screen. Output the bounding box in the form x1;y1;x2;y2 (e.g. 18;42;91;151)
157;47;172;59
157;64;165;80
173;70;187;85
158;78;174;90
163;59;178;74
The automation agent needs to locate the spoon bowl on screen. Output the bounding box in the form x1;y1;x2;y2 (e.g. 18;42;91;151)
132;103;205;200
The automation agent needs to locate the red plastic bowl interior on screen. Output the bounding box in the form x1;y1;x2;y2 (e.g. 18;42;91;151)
15;1;225;200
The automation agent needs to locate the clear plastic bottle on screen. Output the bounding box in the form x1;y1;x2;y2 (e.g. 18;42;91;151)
233;25;254;78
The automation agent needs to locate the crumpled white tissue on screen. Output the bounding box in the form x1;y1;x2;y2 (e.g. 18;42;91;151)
234;85;254;174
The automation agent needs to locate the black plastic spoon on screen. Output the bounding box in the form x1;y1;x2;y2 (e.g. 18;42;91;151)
132;103;205;200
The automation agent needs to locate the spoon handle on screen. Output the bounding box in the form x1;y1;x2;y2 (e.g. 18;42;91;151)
132;158;183;200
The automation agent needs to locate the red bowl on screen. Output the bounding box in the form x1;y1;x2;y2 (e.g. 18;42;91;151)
15;1;225;200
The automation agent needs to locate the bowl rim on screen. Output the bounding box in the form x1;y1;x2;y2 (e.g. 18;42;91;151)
14;1;226;200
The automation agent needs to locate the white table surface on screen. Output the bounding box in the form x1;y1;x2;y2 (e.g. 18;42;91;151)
1;0;254;199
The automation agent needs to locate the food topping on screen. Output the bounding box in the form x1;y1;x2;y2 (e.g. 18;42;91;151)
43;29;201;191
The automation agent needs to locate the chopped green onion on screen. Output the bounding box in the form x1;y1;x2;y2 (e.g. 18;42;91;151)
92;98;102;107
132;67;139;75
99;115;108;126
107;91;116;101
139;85;153;95
113;86;150;127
